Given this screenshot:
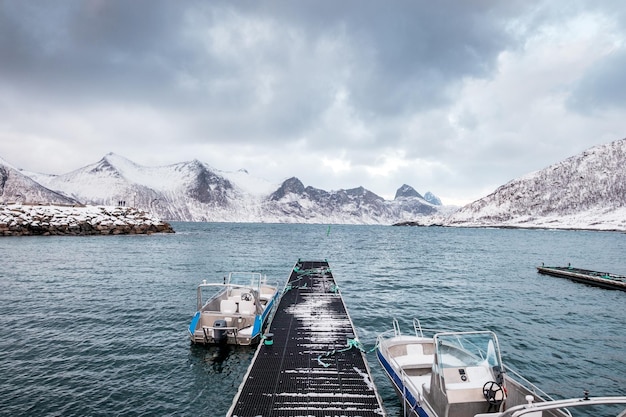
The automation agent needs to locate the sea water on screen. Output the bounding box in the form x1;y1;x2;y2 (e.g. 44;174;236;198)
0;223;624;416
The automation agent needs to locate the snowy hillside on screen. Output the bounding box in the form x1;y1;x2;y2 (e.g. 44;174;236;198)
25;154;255;222
6;136;625;229
444;138;626;231
0;157;78;206
9;153;442;224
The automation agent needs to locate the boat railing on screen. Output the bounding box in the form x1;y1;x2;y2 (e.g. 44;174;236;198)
487;395;626;417
398;366;430;415
503;364;565;407
393;318;401;337
391;317;456;338
414;326;459;337
413;318;424;337
377;329;399;348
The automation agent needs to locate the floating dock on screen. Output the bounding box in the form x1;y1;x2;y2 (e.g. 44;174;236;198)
537;265;626;292
227;260;386;417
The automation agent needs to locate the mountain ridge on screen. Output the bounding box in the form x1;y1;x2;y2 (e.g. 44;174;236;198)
4;153;441;224
442;137;626;231
3;136;626;230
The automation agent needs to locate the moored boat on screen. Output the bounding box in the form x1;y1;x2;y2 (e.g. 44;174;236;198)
188;272;279;345
376;318;626;417
537;265;626;291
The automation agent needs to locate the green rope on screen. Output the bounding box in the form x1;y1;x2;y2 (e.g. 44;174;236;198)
316;338;378;368
282;280;308;294
338;338;364;352
286;264;334;294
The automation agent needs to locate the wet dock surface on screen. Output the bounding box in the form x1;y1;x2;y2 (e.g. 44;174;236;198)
227;260;385;417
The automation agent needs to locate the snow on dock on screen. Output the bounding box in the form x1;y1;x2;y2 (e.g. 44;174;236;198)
227;260;386;417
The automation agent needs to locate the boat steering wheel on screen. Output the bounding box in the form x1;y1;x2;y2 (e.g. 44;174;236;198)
241;292;253;301
482;381;505;405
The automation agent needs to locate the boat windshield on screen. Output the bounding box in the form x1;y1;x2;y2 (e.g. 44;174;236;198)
196;272;265;310
434;331;503;369
226;272;263;291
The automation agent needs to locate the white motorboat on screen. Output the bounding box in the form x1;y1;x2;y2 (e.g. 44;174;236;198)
188;272;279;346
376;318;626;417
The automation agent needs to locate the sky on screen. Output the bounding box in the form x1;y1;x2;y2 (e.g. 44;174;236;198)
1;1;625;205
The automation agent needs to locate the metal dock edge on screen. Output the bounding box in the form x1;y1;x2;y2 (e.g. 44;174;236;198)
537;265;626;291
226;259;386;417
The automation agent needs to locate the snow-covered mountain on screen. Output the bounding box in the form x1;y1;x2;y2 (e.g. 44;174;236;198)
444;137;626;231
5;137;625;229
0;157;79;206
24;154;262;222
264;178;437;224
8;153;442;224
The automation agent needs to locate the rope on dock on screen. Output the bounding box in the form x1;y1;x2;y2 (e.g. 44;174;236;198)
282;281;308;294
316;338;378;368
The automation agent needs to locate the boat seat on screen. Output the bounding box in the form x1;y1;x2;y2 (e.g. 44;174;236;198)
407;344;424;355
220;299;238;314
239;300;256;315
395;355;434;369
394;345;434;370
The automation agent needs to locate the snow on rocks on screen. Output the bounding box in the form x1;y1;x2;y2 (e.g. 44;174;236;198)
0;204;174;236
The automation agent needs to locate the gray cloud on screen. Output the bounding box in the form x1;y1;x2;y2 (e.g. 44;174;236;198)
567;48;626;112
1;0;625;204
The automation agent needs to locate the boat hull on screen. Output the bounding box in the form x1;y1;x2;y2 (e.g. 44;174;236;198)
376;329;570;417
188;273;280;346
377;348;430;417
189;294;277;345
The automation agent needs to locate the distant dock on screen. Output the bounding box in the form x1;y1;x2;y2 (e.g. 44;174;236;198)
537;265;626;291
226;259;386;417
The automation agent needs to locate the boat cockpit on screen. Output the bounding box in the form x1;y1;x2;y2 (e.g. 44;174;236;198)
426;331;506;417
189;272;278;345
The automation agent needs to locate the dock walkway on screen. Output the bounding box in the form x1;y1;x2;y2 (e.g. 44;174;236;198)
537;265;626;291
227;260;386;417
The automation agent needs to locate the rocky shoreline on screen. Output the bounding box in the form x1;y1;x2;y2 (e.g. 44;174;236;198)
0;204;174;236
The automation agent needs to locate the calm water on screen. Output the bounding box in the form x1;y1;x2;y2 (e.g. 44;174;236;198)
1;223;624;417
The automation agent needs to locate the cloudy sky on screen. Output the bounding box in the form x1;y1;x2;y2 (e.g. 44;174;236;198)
1;1;625;205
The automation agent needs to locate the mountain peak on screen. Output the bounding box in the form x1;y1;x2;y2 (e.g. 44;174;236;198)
424;191;442;206
269;177;305;201
394;184;423;199
106;153;146;169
